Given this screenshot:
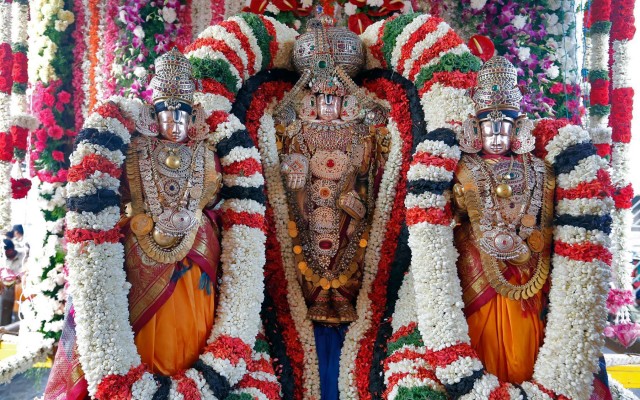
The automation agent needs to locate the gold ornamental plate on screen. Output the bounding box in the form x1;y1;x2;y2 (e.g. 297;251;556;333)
131;213;154;236
521;214;536;227
527;230;544;253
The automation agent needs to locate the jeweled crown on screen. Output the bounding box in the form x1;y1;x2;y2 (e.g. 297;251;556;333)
470;56;522;114
293;17;364;79
149;48;195;106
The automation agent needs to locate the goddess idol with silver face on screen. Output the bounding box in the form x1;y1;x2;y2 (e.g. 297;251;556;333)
120;48;223;375
453;56;553;384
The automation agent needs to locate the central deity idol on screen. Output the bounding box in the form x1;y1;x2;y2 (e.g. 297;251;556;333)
274;15;388;397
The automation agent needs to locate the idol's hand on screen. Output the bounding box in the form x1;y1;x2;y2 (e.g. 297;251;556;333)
281;153;309;191
338;190;366;220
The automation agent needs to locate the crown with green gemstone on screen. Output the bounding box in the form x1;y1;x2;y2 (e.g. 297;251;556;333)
149;48;195;106
471;56;523;114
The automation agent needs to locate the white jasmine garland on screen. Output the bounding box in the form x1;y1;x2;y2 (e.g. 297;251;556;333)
131;373;158;400
261;15;297;70
194;93;233;114
421;84;474;130
69;142;125;166
256;111;321;398
66;206;121;231
555;154;609;189
611;40;630;89
339;118;404;399
400;21;450;78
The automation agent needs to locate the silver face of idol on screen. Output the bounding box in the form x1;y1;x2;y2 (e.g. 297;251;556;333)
157;109;190;143
480;119;513;155
317;94;342;121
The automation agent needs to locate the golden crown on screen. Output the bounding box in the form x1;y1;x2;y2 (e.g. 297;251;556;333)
470;56;522;114
149;48;195;106
293;17;364;79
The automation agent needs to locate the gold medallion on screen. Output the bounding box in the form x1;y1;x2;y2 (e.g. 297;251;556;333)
131;213;154;236
359;239;368;248
319;278;330;290
521;214;536;227
495;183;513;198
298;261;308;273
338;274;348;284
293;245;303;255
165;152;181;169
527;230;544;253
331;279;341;289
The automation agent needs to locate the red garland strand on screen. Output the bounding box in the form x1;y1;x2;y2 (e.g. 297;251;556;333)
243;80;306;400
354;77;413;400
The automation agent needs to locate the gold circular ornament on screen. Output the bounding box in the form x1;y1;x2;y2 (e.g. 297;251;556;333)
288;221;297;230
288;229;298;238
339;274;348;284
359;239;368;248
527;230;544;253
298;261;308;273
131;213;154;236
331;279;341;289
319;278;330;290
293;245;303;255
510;247;531;265
495;183;513;198
521;214;536;228
152;228;178;248
165;153;181;169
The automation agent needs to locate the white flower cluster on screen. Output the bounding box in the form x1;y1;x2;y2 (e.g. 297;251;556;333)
389;14;431;69
421;84;474;130
340;118;404;398
360;21;385;70
0;341;52;385
28;0;73;84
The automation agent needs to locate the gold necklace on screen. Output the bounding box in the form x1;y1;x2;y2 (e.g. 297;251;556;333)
494;155;515;198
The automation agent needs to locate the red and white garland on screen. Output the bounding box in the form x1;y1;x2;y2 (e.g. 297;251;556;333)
604;0;639;346
0;0;13;231
66;95;278;399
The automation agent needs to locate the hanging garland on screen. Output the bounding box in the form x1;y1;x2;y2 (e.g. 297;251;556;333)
0;0;13;231
424;0;583;123
603;0;639;347
23;0;76;360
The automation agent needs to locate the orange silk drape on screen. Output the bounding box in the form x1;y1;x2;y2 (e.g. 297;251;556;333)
466;274;544;384
134;264;215;375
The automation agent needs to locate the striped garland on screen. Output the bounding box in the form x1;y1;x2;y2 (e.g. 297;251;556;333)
384;119;613;400
186;11;479;399
0;0;13;231
65;96;277;399
604;0;638;344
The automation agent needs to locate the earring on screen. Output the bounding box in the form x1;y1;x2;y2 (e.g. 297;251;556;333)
512;116;535;154
187;104;210;141
135;104;160;136
458;116;482;153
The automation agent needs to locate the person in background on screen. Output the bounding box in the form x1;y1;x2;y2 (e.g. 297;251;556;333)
0;239;25;326
12;224;28;262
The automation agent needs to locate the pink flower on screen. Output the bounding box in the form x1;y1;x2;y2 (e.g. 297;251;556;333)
52;150;65;162
38;108;56;127
58;90;71;104
48;125;65;140
43;92;55;107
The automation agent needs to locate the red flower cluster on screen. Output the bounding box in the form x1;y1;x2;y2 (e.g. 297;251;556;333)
11;51;27;85
531;118;570;160
10;178;31;199
65;227;122;245
610;87;633;143
0;133;13;162
222;209;266;233
93;102;136;133
205;335;253;367
610;0;636;41
175;371;202;400
589;79;609;106
613;184;634;209
10;126;28;152
94;364;146;400
587;0;612;28
554;241;613;266
0;43;13;94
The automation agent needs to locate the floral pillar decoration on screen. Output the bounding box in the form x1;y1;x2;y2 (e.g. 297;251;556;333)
604;0;639;346
10;0;37;199
21;0;76;356
0;0;14;231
